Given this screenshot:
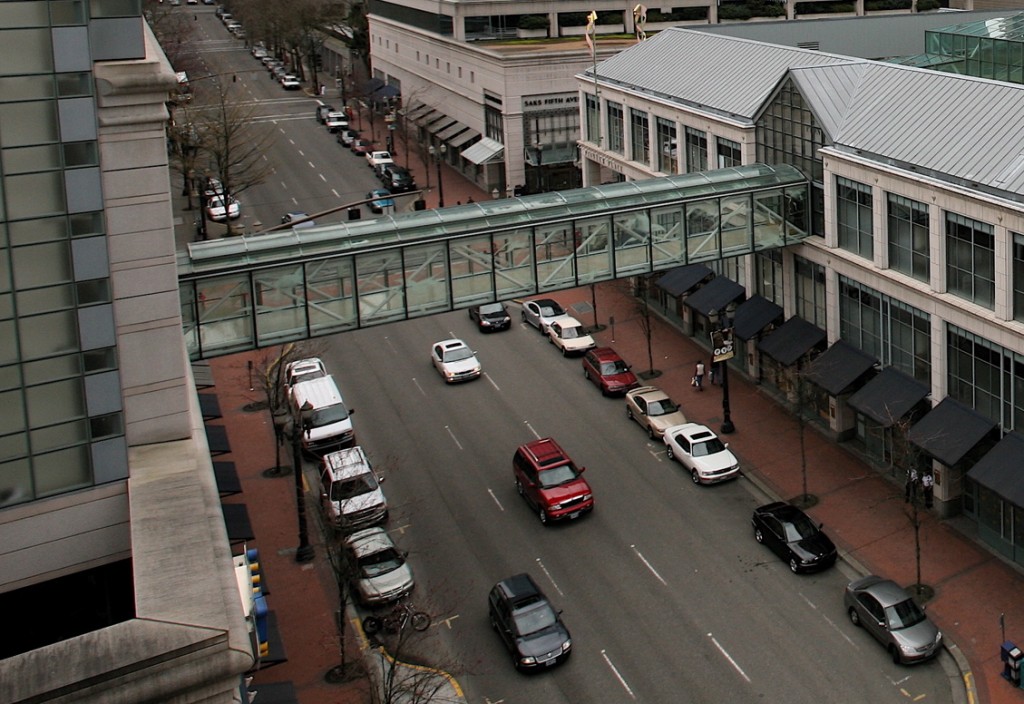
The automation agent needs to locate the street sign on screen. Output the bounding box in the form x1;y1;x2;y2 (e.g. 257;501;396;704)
710;328;735;363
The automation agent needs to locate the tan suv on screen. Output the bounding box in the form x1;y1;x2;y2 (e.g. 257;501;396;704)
513;438;593;524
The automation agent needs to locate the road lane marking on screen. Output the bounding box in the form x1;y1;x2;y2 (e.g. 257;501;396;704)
445;425;463;450
280;181;287;189
535;558;563;597
709;634;750;682
319;173;326;182
332;188;341;198
630;544;667;585
484;372;500;391
600;650;636;699
308;161;316;169
412;378;426;396
288;139;295;145
822;614;858;647
487;489;504;511
524;421;540;438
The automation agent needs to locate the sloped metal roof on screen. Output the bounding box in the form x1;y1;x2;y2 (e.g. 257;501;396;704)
787;63;868;138
584;29;851;121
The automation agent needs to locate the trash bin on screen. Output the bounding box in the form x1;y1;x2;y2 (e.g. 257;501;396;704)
413;199;426;211
347;207;360;221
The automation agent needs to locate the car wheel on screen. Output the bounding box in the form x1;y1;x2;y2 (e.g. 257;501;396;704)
561;346;569;357
666;444;675;460
515;479;524;496
848;608;861;627
584;368;591;380
789;558;800;574
889;645;902;665
754;527;764;544
489;613;498;631
626;407;634;420
691;470;700;485
521;311;527;323
647;426;656;440
539;507;548;525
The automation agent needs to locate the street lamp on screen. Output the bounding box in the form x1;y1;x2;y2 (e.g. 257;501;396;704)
291;399;316;563
429;143;446;207
708;302;737;435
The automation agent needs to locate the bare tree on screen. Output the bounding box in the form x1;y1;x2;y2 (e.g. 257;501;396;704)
888;414;933;599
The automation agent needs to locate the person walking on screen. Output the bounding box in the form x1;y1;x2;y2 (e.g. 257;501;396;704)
693;360;706;391
904;467;919;503
922;471;934;508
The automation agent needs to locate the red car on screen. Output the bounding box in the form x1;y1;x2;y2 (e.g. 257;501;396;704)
513;438;593;525
582;347;640;396
351;139;374;155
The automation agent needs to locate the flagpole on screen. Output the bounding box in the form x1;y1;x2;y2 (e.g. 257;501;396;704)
586;10;600;146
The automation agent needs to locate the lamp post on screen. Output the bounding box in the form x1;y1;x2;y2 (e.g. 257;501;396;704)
429;144;447;207
708;302;737;435
291;399;316;563
534;142;544;193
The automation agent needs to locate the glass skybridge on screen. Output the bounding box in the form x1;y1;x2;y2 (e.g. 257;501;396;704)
179;163;809;359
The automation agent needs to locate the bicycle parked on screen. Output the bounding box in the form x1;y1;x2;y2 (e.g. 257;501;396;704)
362;601;430;635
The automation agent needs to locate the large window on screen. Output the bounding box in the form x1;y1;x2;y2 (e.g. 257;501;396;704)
656;118;677;174
484;104;503;142
838;277;931;383
1014;233;1024;322
606;101;624;155
794;256;825;328
948;324;1024;431
946;212;994;308
629;108;649;164
584;93;599;145
836;177;873;259
717;137;741;168
685;126;707;173
888;195;930;282
756;250;783;306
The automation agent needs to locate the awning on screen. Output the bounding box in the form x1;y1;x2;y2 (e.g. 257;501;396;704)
413;109;440;127
214;460;242;497
198;393;221;420
968;432;1024;505
245;682;297;704
205;424;231;456
192;361;214;389
373;84;400;99
221;503;254;543
656;264;713;297
404;104;433;121
683;276;745;318
449;128;480;149
805;340;878;396
908;397;997;466
253;611;288;670
732;295;783;341
756;316;826;367
847;367;929;427
362;77;385;94
462;137;505;165
437;121;468;141
426;116;457;136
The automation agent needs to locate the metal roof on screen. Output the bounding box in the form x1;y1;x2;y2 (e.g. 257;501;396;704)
583;29;851;122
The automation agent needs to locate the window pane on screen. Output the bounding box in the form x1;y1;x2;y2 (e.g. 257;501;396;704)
0;29;54;75
12;242;71;288
18;310;78;359
26;377;84;427
5;172;65;219
33;444;90;496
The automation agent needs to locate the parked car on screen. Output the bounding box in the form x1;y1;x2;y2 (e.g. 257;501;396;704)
283;357;327;397
468;302;511;332
663;423;740;485
521;298;566;334
844;575;942;664
488;573;572;671
366;188;395;214
252;47;268;60
351;139;374;156
513;437;593;524
367;150;395;173
206;194;240;222
281;211;316;229
581;347;639;396
279;74;301;90
547;316;596;357
325;111;349;132
625;386;687;439
316;104;336;123
202;176;223;199
751;501;837;573
336;128;359;147
380;164;416;193
319;446;388;532
344;527;413;605
431;338;481;383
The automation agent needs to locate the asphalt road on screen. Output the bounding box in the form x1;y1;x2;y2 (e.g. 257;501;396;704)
182;14;958;701
318;311;958;704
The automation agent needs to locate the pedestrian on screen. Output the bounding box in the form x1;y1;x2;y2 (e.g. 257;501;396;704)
904;467;919;503
708;362;716;386
232;74;237;83
693;360;705;391
922;471;934;508
467;196;474;203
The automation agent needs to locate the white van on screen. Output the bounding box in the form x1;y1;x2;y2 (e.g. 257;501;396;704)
290;375;355;455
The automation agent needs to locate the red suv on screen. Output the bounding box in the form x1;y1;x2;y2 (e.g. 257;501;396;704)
513;438;594;524
582;347;640;396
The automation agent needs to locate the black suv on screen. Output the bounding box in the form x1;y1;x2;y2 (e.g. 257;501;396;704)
380;165;417;193
488;573;572;670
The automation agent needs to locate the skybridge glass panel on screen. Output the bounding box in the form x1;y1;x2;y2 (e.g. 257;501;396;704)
254;263;307;346
404;241;450;317
686;199;720;262
535;222;577;290
721;193;753;257
613;211;652;277
651;205;685;268
450;233;496;308
355;250;406;326
306;256;357;336
752;189;787;252
575;215;613;285
194;273;253;356
495;229;535;300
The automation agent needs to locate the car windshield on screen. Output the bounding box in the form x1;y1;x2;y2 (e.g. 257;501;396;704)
782;513;818;542
885;598;927;630
358;548;404;578
538;464;578;488
540;304;563;317
600;361;628;375
443;348;474;363
647;398;678;416
691;438;726;457
331;472;379;501
512;602;558;636
560;326;580;339
311;403;349;427
480;303;505;315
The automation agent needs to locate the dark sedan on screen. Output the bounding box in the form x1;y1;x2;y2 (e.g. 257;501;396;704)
468;302;512;332
488;573;572;671
752;501;837;573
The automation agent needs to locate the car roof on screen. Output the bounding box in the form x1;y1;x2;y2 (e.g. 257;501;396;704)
850;576;909;607
323;446;371;479
664;422;712;439
495;572;543;603
519;437;570;468
757;501;805;522
628;385;667;400
529;298;560;308
590;347;624;360
436;338;468;351
344;526;394;556
550;315;582;328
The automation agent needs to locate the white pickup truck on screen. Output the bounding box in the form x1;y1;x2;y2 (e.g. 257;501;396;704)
366;150;394;173
324;111;349;132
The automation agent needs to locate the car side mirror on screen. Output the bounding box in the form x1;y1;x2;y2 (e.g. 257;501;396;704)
348;408;356;415
321;492;328;500
377;474;385;483
579;466;586;474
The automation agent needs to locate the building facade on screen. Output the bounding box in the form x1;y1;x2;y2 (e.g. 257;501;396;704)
576;24;1024;562
0;2;251;700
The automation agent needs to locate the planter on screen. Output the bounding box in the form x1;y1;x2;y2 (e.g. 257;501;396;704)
517;27;549;38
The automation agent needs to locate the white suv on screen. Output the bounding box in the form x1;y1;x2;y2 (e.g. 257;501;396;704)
319;446;388;531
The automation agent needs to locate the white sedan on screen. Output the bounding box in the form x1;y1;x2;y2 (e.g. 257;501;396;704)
663;423;740;485
279;74;301;90
547;316;596;356
206;194;240;222
431;339;481;383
